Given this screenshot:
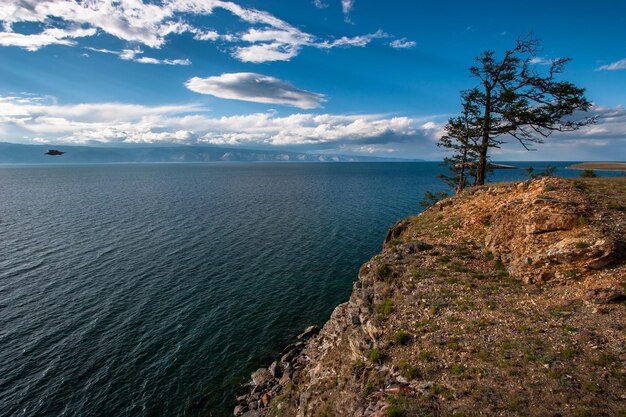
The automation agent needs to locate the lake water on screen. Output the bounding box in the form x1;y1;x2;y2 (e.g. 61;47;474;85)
0;162;621;416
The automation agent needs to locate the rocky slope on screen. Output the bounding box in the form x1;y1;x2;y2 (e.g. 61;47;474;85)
236;177;626;417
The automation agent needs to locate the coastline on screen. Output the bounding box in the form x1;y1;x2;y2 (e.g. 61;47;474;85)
235;177;626;417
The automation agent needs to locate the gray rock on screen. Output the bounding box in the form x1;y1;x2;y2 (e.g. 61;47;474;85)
241;411;260;417
233;404;247;415
297;325;319;340
403;241;434;253
251;368;273;387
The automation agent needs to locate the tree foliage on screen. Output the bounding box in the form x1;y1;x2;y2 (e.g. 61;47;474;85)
439;35;595;190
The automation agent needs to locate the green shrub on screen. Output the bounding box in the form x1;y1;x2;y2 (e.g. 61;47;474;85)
351;359;365;375
451;364;465;374
579;169;597;178
575;241;590;249
393;330;411;345
367;348;384;364
376;262;393;281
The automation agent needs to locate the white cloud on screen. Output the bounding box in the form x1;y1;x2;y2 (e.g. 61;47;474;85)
597;58;626;71
85;46;191;65
529;56;559;66
0;27;96;51
119;48;191;65
313;0;328;9
185;73;326;109
389;38;416;49
318;29;388;48
342;0;355;22
0;0;388;63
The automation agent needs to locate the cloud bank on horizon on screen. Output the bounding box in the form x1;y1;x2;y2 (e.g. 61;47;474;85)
0;0;624;160
0;93;623;161
0;94;439;155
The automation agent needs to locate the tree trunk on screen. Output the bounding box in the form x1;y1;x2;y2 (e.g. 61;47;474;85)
475;140;488;186
475;90;491;186
455;144;468;193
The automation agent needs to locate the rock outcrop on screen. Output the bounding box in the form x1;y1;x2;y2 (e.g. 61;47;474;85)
235;177;626;417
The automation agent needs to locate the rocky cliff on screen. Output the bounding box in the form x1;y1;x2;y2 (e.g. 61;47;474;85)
236;177;626;417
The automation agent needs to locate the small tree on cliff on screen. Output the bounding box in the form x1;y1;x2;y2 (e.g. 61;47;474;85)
437;91;482;193
441;35;595;187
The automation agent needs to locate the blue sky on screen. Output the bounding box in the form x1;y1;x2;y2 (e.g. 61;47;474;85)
0;0;624;160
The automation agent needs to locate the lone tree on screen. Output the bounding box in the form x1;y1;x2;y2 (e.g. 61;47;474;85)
441;35;595;189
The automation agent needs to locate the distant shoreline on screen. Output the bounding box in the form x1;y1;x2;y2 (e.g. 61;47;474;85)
567;162;626;171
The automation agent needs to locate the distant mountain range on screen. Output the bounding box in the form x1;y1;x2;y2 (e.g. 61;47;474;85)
0;142;411;164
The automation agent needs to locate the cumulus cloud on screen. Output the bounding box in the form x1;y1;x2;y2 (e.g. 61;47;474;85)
597;58;626;71
389;38;416;49
0;0;389;63
185;73;326;109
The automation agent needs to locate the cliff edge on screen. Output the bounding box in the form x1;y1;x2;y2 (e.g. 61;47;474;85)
237;177;626;417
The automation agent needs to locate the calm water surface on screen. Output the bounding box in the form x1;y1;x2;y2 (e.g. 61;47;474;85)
0;162;620;416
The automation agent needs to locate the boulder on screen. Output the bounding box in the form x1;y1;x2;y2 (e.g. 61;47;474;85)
233;404;247;415
268;361;282;378
251;368;273;387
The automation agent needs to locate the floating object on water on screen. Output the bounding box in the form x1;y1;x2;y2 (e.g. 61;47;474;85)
45;150;65;156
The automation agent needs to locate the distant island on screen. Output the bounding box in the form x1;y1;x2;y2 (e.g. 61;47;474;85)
0;142;413;164
567;162;626;171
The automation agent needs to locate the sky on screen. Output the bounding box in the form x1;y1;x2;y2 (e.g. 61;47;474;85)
0;0;624;161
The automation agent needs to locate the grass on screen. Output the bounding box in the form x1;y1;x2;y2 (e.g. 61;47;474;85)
558;346;578;360
575;241;591;249
451;364;465;375
583;381;602;394
414;320;440;333
376;299;395;317
607;202;626;211
578;215;591;225
398;360;420;380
